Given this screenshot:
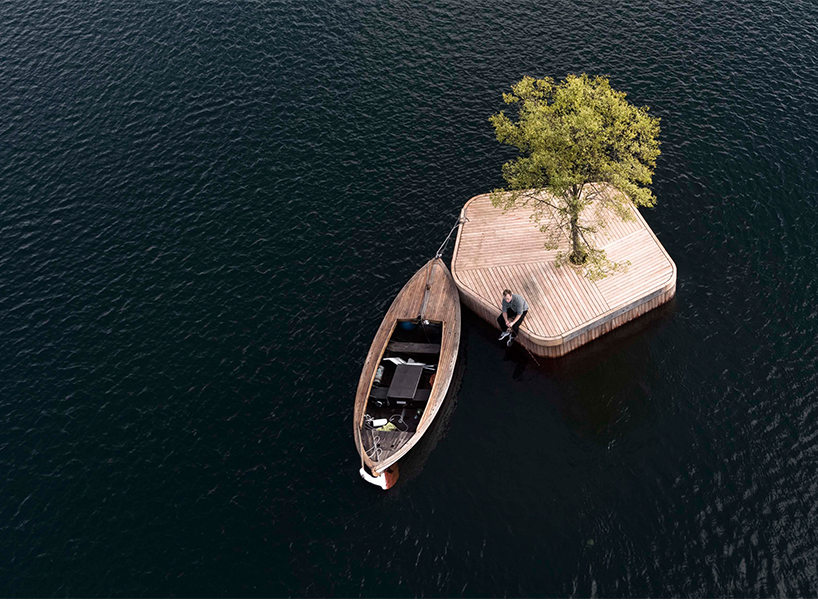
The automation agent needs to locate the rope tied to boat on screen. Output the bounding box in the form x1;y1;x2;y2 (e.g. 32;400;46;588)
435;215;467;259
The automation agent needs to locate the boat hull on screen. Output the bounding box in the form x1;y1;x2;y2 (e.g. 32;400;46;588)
353;257;461;483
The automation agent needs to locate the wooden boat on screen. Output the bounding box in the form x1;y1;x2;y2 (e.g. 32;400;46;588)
388;348;465;489
353;257;461;489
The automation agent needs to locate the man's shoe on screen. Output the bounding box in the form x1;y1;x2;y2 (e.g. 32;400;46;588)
499;330;511;341
506;334;515;347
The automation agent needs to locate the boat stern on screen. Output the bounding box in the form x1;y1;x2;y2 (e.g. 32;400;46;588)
359;465;399;490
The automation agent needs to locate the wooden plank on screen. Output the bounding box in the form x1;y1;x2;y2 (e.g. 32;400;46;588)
485;266;506;306
524;262;565;337
555;262;594;323
386;341;441;354
474;268;498;309
534;261;570;333
451;188;677;357
515;263;553;335
456;269;475;295
540;261;583;329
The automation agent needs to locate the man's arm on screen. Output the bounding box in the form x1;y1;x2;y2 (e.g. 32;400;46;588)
502;310;510;328
508;296;525;327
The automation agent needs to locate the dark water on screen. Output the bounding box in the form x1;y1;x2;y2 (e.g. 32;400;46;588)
2;0;818;596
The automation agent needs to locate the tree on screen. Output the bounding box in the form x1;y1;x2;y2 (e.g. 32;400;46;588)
489;74;661;280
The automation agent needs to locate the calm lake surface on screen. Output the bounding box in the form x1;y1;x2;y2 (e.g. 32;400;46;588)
2;0;818;596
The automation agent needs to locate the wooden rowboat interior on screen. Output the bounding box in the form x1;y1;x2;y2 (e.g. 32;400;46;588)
354;257;461;477
360;320;443;465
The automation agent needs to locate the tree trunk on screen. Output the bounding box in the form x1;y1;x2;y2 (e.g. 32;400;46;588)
569;217;586;264
568;188;586;264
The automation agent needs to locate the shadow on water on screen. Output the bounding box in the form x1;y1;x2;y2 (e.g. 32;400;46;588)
463;297;678;446
386;326;467;491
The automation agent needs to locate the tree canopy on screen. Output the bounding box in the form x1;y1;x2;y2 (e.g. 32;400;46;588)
489;74;661;280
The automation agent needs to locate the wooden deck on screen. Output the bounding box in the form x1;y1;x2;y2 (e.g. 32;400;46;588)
451;186;676;357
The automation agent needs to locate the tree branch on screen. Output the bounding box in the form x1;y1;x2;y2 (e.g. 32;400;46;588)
578;227;594;249
524;190;563;212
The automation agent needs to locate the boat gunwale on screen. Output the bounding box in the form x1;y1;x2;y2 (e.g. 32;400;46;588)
354;258;461;474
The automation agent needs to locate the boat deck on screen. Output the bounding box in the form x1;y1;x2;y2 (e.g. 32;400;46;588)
451;186;676;357
361;425;415;464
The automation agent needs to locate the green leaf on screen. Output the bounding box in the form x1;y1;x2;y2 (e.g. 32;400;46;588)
489;74;661;280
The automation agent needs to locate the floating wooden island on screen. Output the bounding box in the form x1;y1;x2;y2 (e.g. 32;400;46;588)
451;186;677;357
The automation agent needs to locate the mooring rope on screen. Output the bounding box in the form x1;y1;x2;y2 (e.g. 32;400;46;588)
359;214;466;474
434;213;540;367
435;216;467;259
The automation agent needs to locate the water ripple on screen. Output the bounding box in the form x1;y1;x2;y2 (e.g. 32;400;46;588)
1;0;818;595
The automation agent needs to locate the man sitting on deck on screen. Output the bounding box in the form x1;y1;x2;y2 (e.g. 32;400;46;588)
498;289;529;347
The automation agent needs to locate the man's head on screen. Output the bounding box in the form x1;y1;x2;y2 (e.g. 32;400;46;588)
503;289;513;302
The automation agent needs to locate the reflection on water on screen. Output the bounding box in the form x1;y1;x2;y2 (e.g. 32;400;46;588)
3;0;818;595
390;336;467;490
469;300;675;445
